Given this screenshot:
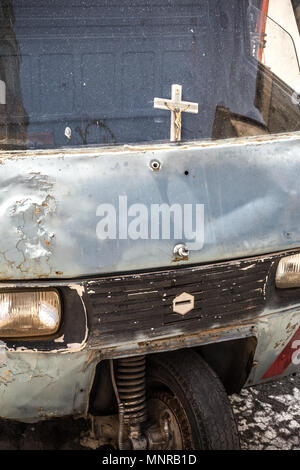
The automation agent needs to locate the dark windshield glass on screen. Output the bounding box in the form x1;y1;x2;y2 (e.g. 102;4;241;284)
0;0;300;150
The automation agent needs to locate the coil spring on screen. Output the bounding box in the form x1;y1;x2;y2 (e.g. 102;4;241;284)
116;356;147;425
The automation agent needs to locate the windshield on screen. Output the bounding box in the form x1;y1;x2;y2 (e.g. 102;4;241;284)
1;0;300;150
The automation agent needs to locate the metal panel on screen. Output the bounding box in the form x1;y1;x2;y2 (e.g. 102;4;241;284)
0;133;299;279
0;348;99;422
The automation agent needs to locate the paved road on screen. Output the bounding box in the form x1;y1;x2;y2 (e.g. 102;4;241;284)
0;374;299;449
230;374;300;450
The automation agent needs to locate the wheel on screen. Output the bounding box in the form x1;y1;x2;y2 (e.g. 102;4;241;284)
146;350;240;450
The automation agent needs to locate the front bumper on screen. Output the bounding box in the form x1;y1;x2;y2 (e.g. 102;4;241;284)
1;249;300;422
1;248;297;355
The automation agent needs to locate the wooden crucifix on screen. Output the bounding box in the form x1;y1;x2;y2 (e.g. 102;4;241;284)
154;84;199;142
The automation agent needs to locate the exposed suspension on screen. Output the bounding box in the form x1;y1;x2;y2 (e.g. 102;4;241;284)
107;355;174;449
116;356;147;425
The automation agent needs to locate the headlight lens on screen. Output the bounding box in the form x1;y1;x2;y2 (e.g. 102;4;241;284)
0;290;61;337
276;254;300;288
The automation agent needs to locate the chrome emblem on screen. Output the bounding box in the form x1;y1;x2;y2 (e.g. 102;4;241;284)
173;292;195;315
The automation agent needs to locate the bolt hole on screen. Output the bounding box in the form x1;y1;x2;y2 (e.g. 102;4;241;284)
150;160;161;171
184;170;189;176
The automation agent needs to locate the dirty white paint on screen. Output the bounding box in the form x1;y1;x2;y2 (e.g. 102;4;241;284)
66;343;83;350
241;264;256;271
54;334;65;343
68;284;85;297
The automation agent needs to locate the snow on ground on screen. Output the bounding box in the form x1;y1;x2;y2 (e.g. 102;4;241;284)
230;374;300;450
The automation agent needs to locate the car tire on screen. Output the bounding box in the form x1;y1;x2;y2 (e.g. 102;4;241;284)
146;349;240;450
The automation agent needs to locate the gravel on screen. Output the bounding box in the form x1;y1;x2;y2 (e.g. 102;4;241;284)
230;374;300;450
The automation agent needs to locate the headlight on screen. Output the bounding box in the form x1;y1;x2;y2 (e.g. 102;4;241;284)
0;290;61;337
276;254;300;288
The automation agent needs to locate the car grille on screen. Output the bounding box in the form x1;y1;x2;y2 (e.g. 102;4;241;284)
85;253;278;349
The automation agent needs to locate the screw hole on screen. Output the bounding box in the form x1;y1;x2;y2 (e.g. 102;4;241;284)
184;170;189;176
150;160;161;171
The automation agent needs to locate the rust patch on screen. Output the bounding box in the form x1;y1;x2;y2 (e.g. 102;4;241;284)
98;321;257;359
172;255;189;263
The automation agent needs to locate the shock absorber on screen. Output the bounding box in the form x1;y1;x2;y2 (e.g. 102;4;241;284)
116;356;147;426
110;355;171;449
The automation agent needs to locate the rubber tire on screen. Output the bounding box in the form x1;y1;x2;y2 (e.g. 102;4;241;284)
147;349;240;450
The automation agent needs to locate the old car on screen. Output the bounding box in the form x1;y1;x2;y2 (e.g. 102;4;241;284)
0;0;300;450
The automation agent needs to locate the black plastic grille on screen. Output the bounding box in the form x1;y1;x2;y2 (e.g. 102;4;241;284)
85;253;278;349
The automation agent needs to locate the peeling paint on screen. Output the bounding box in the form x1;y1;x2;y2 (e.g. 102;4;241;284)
68;284;85;297
0;170;56;278
241;264;256;271
0;350;99;422
54;335;65;343
0;132;298;278
66;343;83;350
